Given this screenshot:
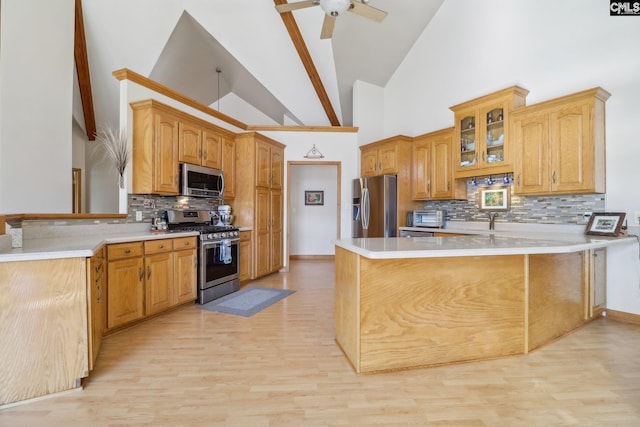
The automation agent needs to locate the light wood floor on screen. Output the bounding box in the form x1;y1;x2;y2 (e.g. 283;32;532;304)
2;259;640;426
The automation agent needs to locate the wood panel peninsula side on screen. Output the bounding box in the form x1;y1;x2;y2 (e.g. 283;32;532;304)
334;234;627;374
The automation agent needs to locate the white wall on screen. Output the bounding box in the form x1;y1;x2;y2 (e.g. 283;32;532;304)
0;0;75;213
289;164;338;256
359;0;640;314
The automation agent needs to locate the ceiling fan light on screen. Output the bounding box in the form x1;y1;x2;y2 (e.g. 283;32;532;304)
320;0;350;17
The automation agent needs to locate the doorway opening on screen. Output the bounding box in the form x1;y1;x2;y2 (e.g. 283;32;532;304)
287;161;341;262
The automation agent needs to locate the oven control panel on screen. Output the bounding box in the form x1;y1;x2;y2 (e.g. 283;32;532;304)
203;230;239;242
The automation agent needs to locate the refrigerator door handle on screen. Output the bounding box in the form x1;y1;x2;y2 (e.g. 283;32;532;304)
362;187;370;230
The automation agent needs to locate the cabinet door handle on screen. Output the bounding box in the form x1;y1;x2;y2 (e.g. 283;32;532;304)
147;265;151;279
427;182;430;193
447;182;450;191
139;267;144;282
552;171;557;184
517;174;521;187
482;151;485;162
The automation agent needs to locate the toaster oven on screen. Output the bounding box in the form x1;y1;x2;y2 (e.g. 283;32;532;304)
412;210;446;228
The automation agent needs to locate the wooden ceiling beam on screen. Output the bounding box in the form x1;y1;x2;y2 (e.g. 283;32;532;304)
74;0;97;140
273;0;341;127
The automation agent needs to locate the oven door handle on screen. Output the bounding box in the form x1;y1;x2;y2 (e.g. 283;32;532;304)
201;237;240;247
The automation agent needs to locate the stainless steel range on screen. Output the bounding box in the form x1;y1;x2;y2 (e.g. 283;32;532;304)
166;209;240;304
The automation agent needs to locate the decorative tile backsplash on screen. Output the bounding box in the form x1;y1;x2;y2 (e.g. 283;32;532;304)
423;177;606;225
127;194;223;222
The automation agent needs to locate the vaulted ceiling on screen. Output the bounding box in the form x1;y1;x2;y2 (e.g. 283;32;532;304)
77;0;444;133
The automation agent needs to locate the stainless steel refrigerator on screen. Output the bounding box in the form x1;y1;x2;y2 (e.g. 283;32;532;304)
352;175;397;238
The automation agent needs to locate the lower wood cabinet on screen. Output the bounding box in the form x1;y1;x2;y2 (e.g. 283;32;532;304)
88;247;106;371
144;239;174;316
106;242;145;329
586;247;606;319
238;230;251;282
105;236;197;332
174;237;198;304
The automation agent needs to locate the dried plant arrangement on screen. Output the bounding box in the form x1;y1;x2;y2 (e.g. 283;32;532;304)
95;124;130;188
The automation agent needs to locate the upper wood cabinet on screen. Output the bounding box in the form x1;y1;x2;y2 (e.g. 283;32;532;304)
221;137;236;199
178;122;203;166
178;122;225;170
131;99;237;196
131;100;178;195
512;87;609;195
256;138;283;189
451;86;529;179
131;101;180;195
360;136;419;229
412;128;466;200
360;136;412;177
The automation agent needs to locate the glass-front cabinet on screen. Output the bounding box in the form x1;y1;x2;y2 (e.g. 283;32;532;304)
451;86;529;178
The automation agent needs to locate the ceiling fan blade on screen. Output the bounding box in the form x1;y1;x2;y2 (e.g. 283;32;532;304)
349;1;388;22
275;0;319;14
320;14;336;39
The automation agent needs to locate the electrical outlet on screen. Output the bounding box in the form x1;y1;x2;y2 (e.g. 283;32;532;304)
635;211;640;225
135;211;143;222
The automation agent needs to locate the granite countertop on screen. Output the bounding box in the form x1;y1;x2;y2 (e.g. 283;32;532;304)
337;227;635;259
0;229;199;263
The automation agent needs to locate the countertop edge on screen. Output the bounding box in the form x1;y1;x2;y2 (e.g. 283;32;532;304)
0;231;199;263
335;234;636;259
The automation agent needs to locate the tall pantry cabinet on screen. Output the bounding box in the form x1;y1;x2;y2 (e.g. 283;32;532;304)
232;132;285;279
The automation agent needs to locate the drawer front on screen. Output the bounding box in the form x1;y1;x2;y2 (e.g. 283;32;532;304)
239;231;250;242
144;239;173;254
173;236;197;250
107;242;144;260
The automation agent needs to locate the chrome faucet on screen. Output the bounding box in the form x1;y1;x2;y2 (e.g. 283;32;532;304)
487;212;498;230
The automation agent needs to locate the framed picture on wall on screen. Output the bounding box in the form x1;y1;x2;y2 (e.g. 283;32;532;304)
478;186;510;211
305;190;324;206
585;212;626;236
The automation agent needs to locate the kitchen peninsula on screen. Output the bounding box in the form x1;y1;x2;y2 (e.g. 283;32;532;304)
0;221;198;407
334;231;633;374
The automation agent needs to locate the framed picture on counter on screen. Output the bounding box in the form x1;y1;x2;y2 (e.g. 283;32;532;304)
478;186;510;211
585;212;626;236
305;190;324;206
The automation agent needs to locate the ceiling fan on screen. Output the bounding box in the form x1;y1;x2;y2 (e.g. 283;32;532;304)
275;0;388;39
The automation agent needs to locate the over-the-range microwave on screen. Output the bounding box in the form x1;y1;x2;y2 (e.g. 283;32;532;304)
180;163;224;198
412;210;446;228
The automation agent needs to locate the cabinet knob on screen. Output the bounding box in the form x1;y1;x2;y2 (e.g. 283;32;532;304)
125;249;131;254
159;244;164;249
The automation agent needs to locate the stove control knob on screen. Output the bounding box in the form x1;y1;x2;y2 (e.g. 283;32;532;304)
207;233;214;240
233;231;239;237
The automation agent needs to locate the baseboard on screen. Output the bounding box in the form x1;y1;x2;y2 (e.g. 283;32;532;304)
289;255;335;261
605;309;640;326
